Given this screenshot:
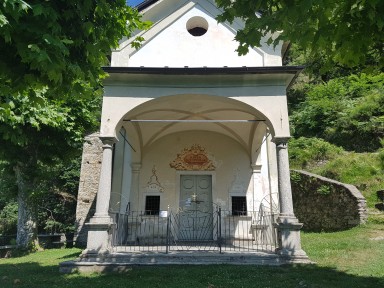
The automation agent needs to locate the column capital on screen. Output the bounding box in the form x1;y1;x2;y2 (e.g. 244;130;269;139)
272;136;291;145
251;164;262;172
99;136;118;147
131;163;142;172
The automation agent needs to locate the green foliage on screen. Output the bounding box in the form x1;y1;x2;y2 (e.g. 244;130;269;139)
0;0;150;102
0;88;98;152
42;218;63;235
290;73;384;152
306;151;383;208
0;0;150;182
0;0;151;168
1;158;80;236
0;201;18;235
0;161;18;235
0;161;17;201
368;214;384;225
285;43;381;83
216;0;384;70
378;139;384;171
32;159;80;234
0;0;150;174
316;185;331;195
290;170;301;184
315;153;381;183
379;150;384;171
289;137;383;208
0;86;101;207
289;137;343;169
0;0;150;246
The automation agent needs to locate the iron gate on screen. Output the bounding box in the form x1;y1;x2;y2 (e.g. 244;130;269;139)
112;208;278;253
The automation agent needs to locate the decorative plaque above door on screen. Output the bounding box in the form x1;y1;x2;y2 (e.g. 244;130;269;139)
170;144;215;171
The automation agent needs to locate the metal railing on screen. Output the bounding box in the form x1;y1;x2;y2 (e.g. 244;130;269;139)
111;208;278;253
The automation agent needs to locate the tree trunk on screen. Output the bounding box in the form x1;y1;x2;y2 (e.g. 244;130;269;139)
14;164;38;248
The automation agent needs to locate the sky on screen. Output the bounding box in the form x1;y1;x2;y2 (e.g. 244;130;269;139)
127;0;146;7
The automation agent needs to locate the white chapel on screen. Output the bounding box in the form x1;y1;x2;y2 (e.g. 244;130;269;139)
70;0;309;270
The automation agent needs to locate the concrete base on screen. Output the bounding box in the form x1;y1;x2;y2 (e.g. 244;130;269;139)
59;251;312;273
83;216;113;255
275;216;308;258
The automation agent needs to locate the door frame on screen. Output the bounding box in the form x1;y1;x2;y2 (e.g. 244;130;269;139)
175;171;216;212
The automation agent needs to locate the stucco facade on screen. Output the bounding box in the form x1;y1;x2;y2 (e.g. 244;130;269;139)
74;0;309;266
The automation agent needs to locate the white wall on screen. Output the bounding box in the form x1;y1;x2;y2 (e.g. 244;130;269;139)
135;130;260;212
127;5;264;68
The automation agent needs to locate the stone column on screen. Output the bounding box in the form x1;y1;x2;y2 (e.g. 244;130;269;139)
275;138;295;218
83;136;117;256
273;137;308;259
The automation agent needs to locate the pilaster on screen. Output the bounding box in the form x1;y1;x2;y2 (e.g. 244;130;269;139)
251;164;263;212
130;163;142;211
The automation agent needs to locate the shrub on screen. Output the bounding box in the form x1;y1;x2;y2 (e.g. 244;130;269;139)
379;139;384;171
290;73;384;152
0;201;18;235
311;152;383;207
289;137;343;169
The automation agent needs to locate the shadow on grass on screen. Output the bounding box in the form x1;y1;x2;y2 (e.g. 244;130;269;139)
59;251;82;260
0;262;383;288
2;248;31;259
3;247;81;260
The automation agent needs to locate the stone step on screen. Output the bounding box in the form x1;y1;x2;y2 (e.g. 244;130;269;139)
60;251;312;273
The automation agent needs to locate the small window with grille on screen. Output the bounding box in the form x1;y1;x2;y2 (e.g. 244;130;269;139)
145;195;160;215
232;196;247;216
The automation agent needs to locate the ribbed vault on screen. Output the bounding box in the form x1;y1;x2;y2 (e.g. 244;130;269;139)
120;94;269;157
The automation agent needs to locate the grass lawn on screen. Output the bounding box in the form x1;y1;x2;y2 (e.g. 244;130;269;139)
1;222;383;288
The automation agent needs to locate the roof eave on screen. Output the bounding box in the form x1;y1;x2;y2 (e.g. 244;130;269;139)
136;0;160;11
102;66;304;89
102;66;304;75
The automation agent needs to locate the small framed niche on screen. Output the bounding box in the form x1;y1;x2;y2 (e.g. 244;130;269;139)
186;16;209;36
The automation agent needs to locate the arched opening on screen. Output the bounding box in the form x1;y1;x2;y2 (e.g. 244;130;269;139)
109;95;277;226
116;94;275;154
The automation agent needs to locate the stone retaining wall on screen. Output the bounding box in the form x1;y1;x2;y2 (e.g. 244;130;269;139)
291;170;367;231
75;133;103;246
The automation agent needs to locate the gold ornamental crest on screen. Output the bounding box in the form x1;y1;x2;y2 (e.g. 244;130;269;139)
170;144;215;171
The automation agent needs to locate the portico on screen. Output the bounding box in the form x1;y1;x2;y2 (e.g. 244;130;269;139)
69;0;310;270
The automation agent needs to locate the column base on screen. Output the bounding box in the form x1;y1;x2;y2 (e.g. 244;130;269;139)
274;216;308;258
82;215;114;257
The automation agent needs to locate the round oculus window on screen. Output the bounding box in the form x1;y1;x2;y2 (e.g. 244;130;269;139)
186;16;208;36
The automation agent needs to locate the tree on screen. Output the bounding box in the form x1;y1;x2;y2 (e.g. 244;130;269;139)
0;0;150;248
35;159;81;236
0;0;149;102
0;88;102;247
216;0;384;70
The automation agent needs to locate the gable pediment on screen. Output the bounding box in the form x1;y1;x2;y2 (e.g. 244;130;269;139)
111;0;281;67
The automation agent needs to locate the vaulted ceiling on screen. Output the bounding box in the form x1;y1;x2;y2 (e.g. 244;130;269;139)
121;94;268;157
